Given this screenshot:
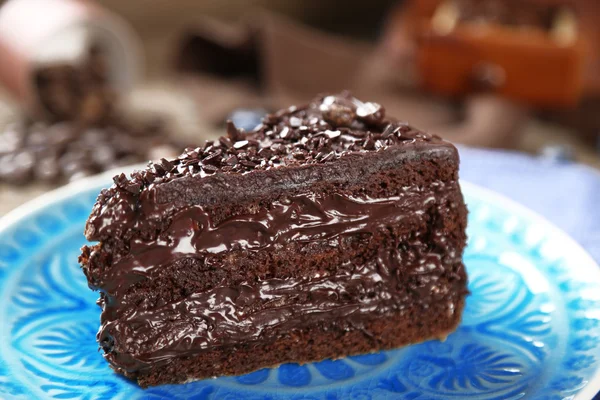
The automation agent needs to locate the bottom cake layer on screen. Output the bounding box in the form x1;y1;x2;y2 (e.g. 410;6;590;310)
127;297;465;387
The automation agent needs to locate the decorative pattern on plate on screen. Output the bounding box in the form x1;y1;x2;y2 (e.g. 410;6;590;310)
0;177;599;400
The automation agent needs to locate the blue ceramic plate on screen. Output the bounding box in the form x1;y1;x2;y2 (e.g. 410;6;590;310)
1;170;600;400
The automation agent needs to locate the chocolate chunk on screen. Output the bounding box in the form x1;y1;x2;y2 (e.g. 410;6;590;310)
113;173;129;188
321;151;336;162
202;150;223;166
240;159;257;168
124;182;142;194
289;117;302;127
159;158;175;172
233;140;249;150
219;137;233;149
320;96;356;128
323;130;341;139
226;121;245;141
292;151;306;160
225;155;239;165
201;164;219;174
356;101;385;125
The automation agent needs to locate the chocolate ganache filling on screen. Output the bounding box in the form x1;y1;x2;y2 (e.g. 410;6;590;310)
97;182;464;373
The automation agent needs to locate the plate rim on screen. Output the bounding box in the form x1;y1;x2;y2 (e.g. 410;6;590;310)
462;181;600;400
1;167;599;399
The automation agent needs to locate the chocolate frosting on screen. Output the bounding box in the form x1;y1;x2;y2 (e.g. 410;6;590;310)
95;184;465;374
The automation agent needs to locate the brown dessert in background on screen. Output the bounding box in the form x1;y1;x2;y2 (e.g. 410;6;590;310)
0;44;184;185
34;44;117;125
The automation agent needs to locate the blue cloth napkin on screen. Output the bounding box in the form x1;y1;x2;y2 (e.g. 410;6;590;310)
459;146;600;264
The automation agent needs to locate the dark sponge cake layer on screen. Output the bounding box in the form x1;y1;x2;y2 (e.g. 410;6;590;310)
79;92;468;387
136;298;466;387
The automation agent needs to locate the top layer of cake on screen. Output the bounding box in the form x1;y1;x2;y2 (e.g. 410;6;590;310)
85;92;456;242
113;92;442;182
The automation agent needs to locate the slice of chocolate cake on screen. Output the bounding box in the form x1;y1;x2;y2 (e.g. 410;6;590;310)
79;92;468;387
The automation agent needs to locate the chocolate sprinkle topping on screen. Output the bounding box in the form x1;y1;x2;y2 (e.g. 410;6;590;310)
118;92;441;190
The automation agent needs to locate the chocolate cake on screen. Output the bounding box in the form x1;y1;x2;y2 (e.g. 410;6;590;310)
79;92;468;387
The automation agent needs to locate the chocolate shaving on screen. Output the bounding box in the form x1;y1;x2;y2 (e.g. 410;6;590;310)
104;92;442;193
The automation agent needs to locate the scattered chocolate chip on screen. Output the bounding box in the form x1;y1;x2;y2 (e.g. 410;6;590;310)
0;153;33;184
180;149;194;158
233;140;249;150
152;163;166;176
289;117;302;127
279;127;290;138
0;128;22;154
226;120;244;141
92;145;116;166
202;164;219;174
321;152;336;162
113;173;128;187
124;182;141;194
292;151;306;160
202;149;223;166
219;136;233;148
324;130;341;139
34;155;60;182
271;143;285;154
157;158;174;173
240;160;257;168
225;155;239;166
321;102;356;128
257;148;273;158
356;101;385;125
381;125;395;138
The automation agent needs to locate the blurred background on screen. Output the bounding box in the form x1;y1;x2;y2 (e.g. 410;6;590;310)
0;0;599;221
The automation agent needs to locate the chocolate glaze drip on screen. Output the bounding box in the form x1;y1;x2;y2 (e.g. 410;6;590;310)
95;184;465;374
100;251;465;374
94;186;441;297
